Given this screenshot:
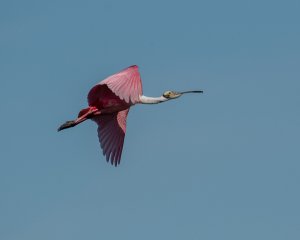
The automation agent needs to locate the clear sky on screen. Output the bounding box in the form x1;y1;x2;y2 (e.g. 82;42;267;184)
1;0;300;239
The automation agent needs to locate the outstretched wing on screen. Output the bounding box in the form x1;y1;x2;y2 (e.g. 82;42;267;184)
92;109;129;166
90;65;143;104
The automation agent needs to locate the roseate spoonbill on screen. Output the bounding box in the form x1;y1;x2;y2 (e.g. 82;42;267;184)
58;65;203;166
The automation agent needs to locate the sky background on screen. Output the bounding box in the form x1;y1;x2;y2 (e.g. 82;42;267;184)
1;0;300;239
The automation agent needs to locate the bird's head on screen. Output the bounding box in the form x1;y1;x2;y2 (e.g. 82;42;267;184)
163;91;182;99
163;90;203;100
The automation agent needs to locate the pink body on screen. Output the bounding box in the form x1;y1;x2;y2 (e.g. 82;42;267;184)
58;65;202;166
78;65;143;166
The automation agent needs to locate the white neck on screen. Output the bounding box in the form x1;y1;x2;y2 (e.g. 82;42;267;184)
139;95;169;104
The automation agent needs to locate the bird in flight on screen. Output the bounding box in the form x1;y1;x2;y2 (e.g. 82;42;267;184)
58;65;203;166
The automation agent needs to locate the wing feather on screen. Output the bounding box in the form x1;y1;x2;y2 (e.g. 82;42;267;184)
98;65;143;104
92;109;129;166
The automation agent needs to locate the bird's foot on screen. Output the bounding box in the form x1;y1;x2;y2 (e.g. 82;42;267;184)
57;120;76;132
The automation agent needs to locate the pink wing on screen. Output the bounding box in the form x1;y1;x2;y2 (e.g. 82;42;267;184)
97;65;143;104
92;109;129;166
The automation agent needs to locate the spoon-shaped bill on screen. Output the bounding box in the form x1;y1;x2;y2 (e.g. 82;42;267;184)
179;90;203;94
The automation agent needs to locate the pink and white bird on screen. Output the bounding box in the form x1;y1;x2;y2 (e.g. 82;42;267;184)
58;65;203;166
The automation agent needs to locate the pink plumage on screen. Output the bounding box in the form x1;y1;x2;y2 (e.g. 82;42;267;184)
58;65;203;166
93;109;129;166
87;65;143;165
96;65;143;104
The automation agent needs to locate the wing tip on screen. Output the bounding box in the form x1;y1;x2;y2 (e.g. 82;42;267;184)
128;65;138;69
104;149;121;167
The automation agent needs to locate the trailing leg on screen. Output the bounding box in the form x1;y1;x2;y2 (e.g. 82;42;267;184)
57;120;77;131
57;106;99;132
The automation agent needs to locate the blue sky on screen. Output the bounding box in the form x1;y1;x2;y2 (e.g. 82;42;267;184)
1;0;300;239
